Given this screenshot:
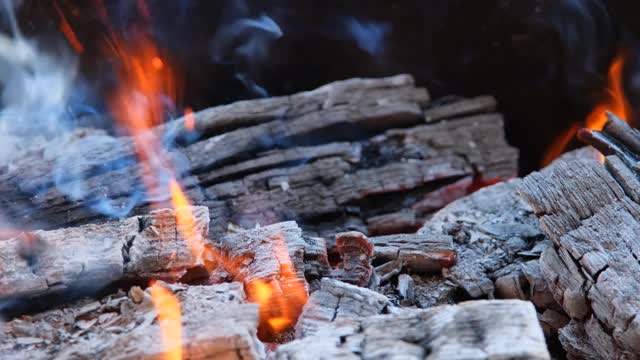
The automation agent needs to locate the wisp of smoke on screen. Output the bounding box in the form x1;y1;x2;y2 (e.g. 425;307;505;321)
210;2;283;97
342;18;391;57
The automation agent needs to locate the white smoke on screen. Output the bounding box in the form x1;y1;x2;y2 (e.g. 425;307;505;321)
0;0;79;163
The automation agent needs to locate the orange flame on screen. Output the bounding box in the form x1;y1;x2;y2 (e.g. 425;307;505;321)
542;54;631;167
541;123;582;167
585;55;631;131
169;178;207;264
96;1;308;338
244;234;308;336
150;282;183;360
54;2;84;54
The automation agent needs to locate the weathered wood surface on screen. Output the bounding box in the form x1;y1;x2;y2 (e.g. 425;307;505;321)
0;282;263;360
0;75;517;241
276;300;550;360
294;278;389;338
418;179;546;299
518;157;640;359
0;206;210;300
423;95;497;122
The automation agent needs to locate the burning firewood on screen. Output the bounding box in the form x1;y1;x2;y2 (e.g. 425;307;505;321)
0;282;263;359
276;300;550;360
209;221;330;341
0;206;209;303
517;115;640;358
0;75;517;241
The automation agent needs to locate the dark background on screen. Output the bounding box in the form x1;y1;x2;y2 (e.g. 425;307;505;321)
12;0;640;174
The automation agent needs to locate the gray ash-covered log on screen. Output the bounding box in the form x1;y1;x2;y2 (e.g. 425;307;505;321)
294;278;389;338
517;114;640;359
0;282;263;360
0;206;210;301
0;75;518;240
417;179;547;300
276;300;550;360
518;157;640;359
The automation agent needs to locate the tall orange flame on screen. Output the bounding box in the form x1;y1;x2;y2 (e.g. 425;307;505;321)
150;282;183;360
542;54;631;166
94;0;308;340
585;55;631;131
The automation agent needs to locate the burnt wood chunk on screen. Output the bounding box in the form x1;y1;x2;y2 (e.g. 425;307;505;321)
295;278;389;338
0;206;210;300
277;300;550;360
0;282;262;360
370;233;456;272
331;231;374;287
518;158;640;358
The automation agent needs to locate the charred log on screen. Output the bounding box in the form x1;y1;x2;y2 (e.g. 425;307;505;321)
0;75;518;241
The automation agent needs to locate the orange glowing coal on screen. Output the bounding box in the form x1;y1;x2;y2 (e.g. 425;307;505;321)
542;54;631;167
150;282;183;360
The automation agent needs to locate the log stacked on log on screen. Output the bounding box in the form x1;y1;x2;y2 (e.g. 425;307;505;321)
518;114;640;359
0;282;263;360
0;75;517;240
276;300;550;360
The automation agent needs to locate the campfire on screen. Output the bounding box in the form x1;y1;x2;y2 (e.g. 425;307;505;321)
1;1;640;359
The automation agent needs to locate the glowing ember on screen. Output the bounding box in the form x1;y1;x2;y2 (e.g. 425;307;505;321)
150;282;183;360
184;107;195;131
543;54;631;166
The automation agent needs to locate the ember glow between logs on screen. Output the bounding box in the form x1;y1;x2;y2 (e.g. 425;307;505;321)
542;54;632;166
